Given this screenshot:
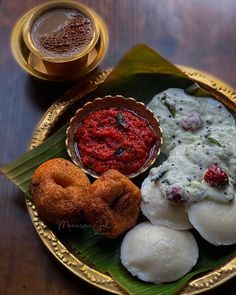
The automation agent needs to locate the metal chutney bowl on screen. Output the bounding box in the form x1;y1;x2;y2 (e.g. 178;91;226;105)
66;95;163;178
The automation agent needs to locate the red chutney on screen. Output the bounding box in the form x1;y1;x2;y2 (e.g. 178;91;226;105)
75;107;156;175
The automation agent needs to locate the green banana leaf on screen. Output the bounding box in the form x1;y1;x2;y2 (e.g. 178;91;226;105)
1;44;235;295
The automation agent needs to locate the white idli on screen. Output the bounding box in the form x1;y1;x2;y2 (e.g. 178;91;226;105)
188;199;236;245
141;125;236;234
120;222;199;283
141;173;192;230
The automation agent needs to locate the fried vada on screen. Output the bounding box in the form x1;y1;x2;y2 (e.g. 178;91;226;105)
86;169;141;239
31;158;90;225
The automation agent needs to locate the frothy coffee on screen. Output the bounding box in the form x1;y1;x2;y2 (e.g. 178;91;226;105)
31;8;94;58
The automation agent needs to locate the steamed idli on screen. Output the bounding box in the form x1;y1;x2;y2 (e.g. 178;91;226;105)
141;126;236;232
188;199;236;245
120;222;199;283
141;170;192;230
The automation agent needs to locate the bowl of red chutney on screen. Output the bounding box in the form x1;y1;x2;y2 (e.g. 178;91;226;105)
66;95;163;178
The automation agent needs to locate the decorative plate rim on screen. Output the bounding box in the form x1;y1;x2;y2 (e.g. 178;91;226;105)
27;66;236;295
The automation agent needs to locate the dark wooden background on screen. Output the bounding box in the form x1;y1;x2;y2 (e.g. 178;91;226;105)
0;0;236;294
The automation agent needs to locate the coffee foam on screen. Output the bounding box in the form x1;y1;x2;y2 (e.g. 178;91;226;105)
31;8;93;58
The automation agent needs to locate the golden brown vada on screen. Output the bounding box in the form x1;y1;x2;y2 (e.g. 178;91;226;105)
31;158;90;225
86;169;141;239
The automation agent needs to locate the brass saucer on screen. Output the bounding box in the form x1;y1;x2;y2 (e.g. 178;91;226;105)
11;6;108;81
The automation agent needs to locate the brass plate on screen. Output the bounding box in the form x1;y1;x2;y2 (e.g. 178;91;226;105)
27;67;236;294
11;7;108;81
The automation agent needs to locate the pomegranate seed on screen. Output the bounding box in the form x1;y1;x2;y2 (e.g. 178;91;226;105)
204;165;228;187
166;185;190;204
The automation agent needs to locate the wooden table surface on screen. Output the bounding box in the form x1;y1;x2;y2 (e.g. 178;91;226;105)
0;0;236;294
